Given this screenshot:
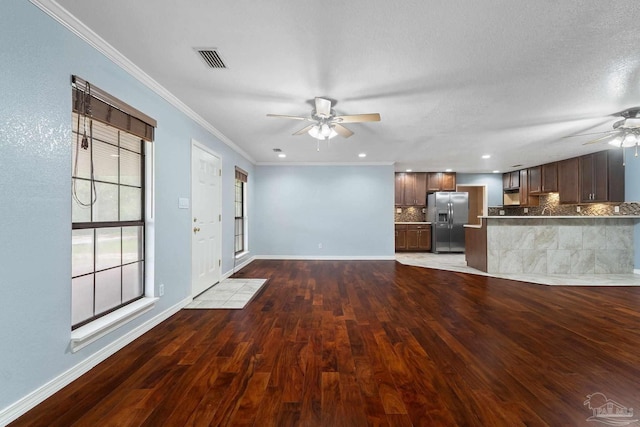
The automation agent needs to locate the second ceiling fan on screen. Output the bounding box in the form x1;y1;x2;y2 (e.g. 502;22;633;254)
267;97;380;140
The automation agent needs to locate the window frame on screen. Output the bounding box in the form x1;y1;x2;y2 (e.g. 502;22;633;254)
71;76;155;331
234;168;248;256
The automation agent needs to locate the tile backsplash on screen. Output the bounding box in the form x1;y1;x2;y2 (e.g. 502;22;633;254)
396;194;640;222
395;206;426;222
488;193;640;216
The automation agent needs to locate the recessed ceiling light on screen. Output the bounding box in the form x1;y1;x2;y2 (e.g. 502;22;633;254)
445;168;452;172
482;154;491;159
492;170;500;173
358;153;367;158
406;169;412;172
278;153;286;158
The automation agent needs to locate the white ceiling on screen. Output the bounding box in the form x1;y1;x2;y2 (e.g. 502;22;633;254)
55;0;640;172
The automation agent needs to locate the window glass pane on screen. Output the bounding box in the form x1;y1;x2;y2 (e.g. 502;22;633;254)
122;226;143;264
72;275;94;325
72;229;94;277
95;267;121;315
120;149;141;187
120;187;142;221
93;182;119;222
92;140;119;184
120;132;142;153
96;228;121;271
122;262;143;302
72;179;93;223
71;135;91;179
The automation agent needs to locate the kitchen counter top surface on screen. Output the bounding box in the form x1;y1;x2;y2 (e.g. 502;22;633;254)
395;222;432;225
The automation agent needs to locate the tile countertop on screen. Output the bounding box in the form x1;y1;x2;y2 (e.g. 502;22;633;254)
395;222;432;224
482;215;640;219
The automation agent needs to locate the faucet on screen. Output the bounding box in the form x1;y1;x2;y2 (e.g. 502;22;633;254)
541;206;550;216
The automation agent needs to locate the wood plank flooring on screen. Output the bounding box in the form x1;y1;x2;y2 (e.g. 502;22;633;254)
10;260;640;426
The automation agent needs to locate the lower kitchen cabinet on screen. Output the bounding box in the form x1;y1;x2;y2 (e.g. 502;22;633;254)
395;225;407;250
395;224;431;251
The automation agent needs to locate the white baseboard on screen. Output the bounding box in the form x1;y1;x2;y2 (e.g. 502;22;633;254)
254;255;396;261
0;297;191;426
222;255;257;279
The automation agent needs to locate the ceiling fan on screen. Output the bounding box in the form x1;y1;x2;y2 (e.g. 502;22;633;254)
569;107;640;148
267;97;380;140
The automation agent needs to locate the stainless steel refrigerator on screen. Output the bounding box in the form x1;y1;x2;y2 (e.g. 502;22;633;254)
427;192;469;253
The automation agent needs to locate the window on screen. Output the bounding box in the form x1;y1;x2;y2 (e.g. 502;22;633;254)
71;76;156;330
234;167;248;254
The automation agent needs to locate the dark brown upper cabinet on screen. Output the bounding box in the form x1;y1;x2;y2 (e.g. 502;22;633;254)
427;172;456;192
529;162;558;194
502;171;520;191
395;172;427;206
579;150;624;203
558;157;580;204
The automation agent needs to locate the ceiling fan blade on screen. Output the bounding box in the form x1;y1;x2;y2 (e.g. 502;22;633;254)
333;124;354;138
315;97;332;117
293;124;315;136
266;114;307;121
334;113;381;123
582;133;618;145
563;130;617;138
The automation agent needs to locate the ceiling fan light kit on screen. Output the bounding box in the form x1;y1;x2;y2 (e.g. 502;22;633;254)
267;97;380;146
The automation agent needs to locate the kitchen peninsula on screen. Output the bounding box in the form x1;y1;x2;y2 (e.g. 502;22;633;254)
465;215;639;274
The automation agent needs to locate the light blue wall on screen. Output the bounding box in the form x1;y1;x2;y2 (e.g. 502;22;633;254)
253;165;395;257
0;2;253;412
623;148;640;269
456;173;504;207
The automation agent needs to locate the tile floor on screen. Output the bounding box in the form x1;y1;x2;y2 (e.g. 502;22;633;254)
396;252;640;286
184;278;268;309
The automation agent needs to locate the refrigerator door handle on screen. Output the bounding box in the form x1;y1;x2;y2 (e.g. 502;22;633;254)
448;202;453;228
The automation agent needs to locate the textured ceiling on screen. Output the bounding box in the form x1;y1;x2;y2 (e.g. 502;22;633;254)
54;0;640;172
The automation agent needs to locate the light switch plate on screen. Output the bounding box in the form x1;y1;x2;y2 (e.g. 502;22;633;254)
614;206;620;213
523;208;528;213
178;197;190;209
499;210;505;216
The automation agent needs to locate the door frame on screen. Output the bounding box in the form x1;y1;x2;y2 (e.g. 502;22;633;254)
190;139;222;297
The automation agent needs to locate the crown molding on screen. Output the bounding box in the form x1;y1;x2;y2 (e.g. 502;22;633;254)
255;161;395;166
29;0;255;164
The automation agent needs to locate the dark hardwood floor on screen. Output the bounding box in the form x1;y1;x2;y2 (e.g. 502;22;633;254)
10;260;640;426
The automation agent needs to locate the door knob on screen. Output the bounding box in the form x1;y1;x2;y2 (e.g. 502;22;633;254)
193;227;201;233
193;218;197;222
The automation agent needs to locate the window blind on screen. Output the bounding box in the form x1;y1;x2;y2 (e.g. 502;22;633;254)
72;75;156;142
235;167;248;183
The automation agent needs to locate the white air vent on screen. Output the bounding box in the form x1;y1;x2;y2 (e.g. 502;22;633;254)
196;49;227;69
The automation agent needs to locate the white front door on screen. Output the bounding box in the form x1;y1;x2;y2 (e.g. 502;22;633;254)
191;142;221;297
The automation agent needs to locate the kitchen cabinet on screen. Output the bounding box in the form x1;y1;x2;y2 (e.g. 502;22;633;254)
394;173;406;205
518;168;539;207
502;169;538;207
395;225;407;251
396;224;431;251
529;162;558;194
395;172;427;205
558;157;580;204
579;150;624;203
502;171;520;190
427;172;456;192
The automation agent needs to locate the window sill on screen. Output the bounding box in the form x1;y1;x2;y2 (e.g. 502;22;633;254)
70;297;158;353
235;251;249;259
